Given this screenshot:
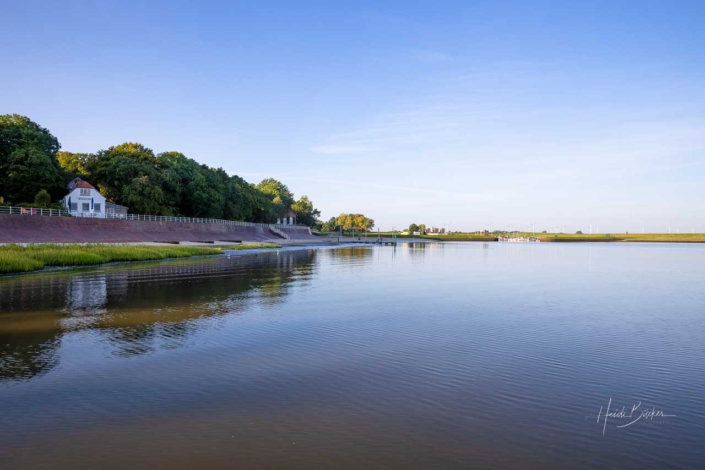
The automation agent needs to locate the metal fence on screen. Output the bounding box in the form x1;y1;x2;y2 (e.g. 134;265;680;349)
106;212;294;228
0;206;71;217
0;205;298;229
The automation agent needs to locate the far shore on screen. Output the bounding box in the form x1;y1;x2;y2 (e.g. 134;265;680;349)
326;232;705;244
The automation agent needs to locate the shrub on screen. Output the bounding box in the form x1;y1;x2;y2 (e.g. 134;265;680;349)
34;190;51;207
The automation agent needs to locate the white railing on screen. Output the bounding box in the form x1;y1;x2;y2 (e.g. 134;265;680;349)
106;213;295;229
0;206;71;217
1;204;305;229
71;211;101;218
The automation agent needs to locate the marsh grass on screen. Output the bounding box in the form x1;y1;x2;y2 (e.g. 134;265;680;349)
0;251;45;273
0;244;221;274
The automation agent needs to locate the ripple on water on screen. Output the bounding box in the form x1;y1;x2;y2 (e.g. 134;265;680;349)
0;243;704;469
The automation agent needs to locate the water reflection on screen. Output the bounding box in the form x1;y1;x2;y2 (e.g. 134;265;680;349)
402;242;427;258
324;245;374;261
0;250;318;382
1;243;704;469
0;316;61;383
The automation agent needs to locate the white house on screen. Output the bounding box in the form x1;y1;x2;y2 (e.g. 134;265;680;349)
63;180;107;218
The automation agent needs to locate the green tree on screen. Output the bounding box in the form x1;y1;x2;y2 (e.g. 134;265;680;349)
256;178;295;214
291;195;321;227
122;175;165;214
229;176;279;223
335;213;374;233
57;151;91;179
353;214;374;231
336;214;353;232
34;189;51;207
409;223;419;233
321;216;338;232
85;143;176;215
418;224;426;234
1;115;332;225
0;114;64;203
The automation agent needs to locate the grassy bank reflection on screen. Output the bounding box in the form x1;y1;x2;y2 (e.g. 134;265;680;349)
0;250;318;382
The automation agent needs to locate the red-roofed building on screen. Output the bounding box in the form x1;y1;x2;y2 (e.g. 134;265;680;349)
62;178;107;218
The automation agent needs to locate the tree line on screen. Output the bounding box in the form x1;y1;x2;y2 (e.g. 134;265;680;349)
0;114;320;226
319;214;375;233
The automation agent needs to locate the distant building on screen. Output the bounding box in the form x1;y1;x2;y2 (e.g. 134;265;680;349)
62;178;119;218
106;202;128;218
277;209;296;225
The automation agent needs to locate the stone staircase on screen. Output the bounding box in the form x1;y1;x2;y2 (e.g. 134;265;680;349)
269;227;290;240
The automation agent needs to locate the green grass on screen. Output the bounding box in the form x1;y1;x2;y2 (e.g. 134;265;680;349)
0;244;221;274
326;231;705;243
220;243;282;250
0;251;45;273
513;233;705;242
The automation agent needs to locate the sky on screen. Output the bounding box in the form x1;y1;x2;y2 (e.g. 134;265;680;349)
2;0;704;232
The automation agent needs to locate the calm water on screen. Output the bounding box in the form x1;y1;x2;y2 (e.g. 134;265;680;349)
1;242;704;469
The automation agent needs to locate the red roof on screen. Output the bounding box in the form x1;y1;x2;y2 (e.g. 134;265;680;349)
76;181;95;189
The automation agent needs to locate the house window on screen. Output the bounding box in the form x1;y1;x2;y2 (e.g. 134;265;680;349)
94;203;101;212
71;203;78;211
82;203;90;212
80;188;90;196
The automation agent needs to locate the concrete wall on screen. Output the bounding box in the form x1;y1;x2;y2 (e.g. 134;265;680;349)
0;215;315;244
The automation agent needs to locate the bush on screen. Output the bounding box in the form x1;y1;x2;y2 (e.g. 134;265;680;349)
34;189;51;207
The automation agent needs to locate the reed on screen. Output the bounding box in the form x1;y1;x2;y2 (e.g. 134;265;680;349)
0;244;221;274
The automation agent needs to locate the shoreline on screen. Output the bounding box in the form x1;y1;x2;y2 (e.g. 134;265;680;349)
0;242;376;278
3;236;704;278
329;234;705;244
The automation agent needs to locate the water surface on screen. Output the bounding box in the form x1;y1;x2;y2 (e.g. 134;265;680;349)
1;243;704;469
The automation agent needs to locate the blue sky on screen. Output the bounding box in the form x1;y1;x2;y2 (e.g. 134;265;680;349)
3;0;704;232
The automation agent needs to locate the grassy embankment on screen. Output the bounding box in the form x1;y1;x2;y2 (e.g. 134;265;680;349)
0;244;218;274
0;243;286;274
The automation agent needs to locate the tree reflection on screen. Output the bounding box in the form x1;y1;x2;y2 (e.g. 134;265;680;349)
0;250;318;382
326;246;374;261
